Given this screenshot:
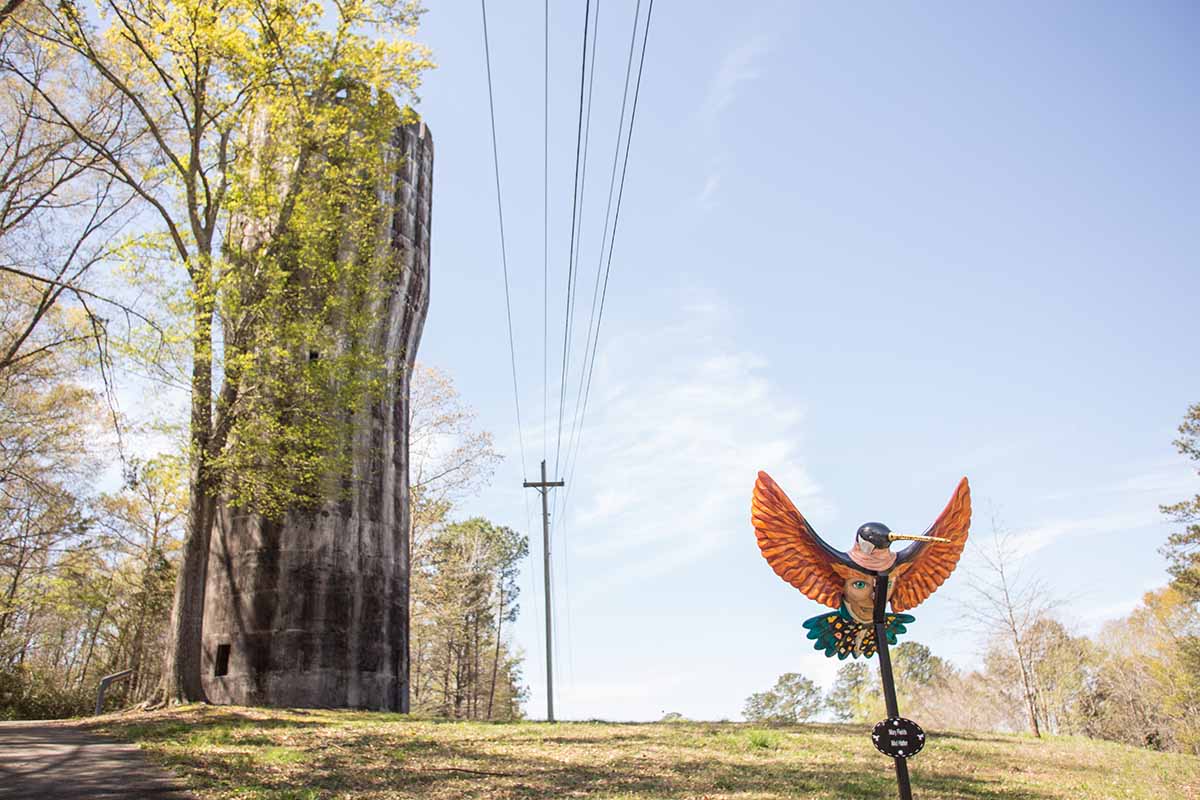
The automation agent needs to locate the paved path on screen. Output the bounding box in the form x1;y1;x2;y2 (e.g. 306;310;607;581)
0;721;194;800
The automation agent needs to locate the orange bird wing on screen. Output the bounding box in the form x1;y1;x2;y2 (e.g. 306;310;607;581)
890;477;972;612
752;471;849;609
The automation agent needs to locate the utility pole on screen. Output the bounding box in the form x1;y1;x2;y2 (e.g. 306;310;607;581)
524;459;564;722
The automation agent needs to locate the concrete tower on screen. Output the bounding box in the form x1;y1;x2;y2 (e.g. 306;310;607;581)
200;121;433;710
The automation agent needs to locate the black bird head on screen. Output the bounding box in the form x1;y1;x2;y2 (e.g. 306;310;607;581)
856;521;952;554
856;522;893;552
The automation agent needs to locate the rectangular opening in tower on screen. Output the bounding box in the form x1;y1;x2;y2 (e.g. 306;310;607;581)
214;643;231;677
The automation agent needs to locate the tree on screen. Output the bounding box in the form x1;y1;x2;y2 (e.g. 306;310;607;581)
412;517;527;720
12;0;432;703
405;365;506;715
826;662;874;723
823;642;956;725
92;457;184;701
409;363;502;557
0;453;185;718
1162;402;1200;600
0;284;100;664
963;519;1062;737
0;8;148;385
743;672;823;725
1086;588;1200;754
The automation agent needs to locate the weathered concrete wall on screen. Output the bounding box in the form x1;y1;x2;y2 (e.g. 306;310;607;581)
200;121;433;710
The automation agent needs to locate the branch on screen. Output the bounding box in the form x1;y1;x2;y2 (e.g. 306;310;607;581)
0;265;163;334
11;69;191;261
0;0;27;28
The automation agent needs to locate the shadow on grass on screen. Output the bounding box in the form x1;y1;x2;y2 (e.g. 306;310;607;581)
90;709;325;744
99;712;1168;800
171;731;1056;800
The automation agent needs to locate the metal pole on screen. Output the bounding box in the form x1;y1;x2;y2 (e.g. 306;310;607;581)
540;459;555;723
94;669;134;716
873;574;913;800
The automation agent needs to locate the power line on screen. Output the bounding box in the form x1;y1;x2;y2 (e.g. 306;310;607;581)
552;0;602;703
479;0;528;478
560;0;654;509
554;0;594;477
554;0;601;504
549;0;654;702
567;0;602;402
481;0;544;703
543;0;549;467
561;0;642;486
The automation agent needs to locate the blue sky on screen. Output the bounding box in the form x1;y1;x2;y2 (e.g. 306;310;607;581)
411;1;1200;721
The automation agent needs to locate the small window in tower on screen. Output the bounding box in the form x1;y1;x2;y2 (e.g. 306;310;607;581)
214;644;231;677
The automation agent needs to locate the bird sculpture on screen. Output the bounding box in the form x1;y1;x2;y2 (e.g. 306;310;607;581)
752;472;971;660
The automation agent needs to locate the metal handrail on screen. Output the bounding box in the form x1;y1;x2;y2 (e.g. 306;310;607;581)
94;669;135;716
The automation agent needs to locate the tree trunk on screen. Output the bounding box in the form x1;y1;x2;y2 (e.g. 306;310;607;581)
442;635;453;714
487;588;504;720
0;548;27;642
129;575;152;699
1013;636;1041;738
472;613;480;719
77;589;111;690
160;486;215;703
159;290;217;704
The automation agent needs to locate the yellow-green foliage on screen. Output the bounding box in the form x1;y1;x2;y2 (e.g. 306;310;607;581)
214;83;411;517
20;0;434;518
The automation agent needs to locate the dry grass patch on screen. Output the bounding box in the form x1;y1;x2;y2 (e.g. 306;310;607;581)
86;705;1200;800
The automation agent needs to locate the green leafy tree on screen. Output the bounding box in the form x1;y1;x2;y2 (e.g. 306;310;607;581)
826;662;875;723
743;672;823;725
12;0;433;703
1162;403;1200;600
414;517;528;720
93;457;184;703
1087;587;1200;754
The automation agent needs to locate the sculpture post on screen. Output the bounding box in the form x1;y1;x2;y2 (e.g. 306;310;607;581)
873;574;912;800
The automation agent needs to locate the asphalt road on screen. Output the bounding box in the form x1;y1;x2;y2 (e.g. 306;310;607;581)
0;721;194;800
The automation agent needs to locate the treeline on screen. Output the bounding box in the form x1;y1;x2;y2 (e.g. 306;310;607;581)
410;518;527;719
821;592;1200;754
405;365;526;720
748;593;1200;756
0;270;182;716
0;358;529;720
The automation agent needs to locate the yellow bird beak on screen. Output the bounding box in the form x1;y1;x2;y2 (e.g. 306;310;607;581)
888;533;951;543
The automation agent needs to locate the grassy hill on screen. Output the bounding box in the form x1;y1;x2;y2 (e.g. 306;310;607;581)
89;705;1200;800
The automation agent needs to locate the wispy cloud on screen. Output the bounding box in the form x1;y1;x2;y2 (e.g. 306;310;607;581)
1003;509;1158;559
1038;464;1194;503
983;463;1193;559
696;174;721;210
695;35;769;209
556;290;827;599
700;35;770;128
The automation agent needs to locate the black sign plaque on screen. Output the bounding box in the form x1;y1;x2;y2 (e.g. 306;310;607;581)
871;717;926;759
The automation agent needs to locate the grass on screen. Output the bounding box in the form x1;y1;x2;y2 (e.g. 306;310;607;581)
85;705;1200;800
